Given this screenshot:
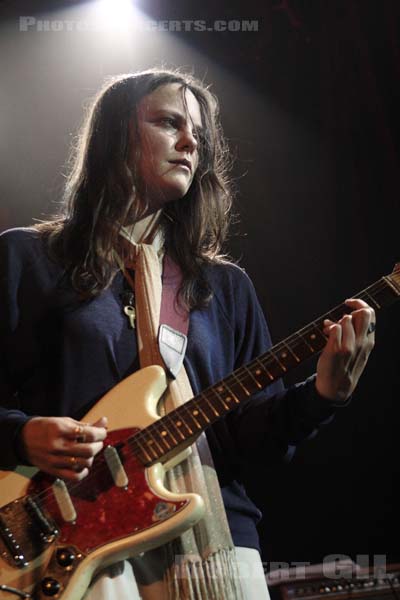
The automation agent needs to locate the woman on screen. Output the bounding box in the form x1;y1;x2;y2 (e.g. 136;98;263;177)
0;69;375;599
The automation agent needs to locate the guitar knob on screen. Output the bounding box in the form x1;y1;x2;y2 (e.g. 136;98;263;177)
41;577;61;596
56;547;76;567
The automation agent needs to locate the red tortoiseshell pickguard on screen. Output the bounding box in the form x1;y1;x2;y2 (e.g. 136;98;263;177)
26;428;188;554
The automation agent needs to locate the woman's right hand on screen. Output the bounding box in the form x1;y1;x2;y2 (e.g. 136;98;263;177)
20;416;108;481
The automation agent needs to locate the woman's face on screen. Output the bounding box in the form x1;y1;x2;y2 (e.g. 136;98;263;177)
130;82;203;212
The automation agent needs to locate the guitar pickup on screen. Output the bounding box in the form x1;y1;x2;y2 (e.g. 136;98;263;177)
104;446;129;488
0;513;28;568
24;496;58;541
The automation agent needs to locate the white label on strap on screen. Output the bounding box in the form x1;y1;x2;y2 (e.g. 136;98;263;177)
158;324;187;379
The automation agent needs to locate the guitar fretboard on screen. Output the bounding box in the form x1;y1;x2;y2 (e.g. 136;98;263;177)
130;271;400;466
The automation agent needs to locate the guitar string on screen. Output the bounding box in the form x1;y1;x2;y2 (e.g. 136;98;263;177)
128;279;388;448
4;277;391;517
2;448;144;537
2;277;393;533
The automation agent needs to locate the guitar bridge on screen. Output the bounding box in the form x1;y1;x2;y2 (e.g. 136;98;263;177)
0;496;58;569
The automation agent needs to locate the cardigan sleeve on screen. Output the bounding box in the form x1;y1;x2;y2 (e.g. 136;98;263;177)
222;265;345;470
0;229;41;468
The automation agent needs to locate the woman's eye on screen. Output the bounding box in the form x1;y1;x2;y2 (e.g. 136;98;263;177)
159;117;176;128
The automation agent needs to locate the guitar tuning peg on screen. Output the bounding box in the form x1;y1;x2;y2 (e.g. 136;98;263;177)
394;263;400;273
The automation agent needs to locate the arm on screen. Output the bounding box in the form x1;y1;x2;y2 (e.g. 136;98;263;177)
225;269;375;467
0;229;107;479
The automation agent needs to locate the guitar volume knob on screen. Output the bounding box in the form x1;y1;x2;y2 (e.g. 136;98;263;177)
56;547;76;567
41;577;61;596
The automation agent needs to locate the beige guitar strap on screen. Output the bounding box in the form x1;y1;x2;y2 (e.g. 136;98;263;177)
119;226;243;600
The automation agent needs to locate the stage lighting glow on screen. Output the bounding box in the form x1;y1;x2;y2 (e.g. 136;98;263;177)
95;0;136;24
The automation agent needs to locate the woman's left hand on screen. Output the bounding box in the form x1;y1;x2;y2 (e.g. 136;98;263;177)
315;299;376;403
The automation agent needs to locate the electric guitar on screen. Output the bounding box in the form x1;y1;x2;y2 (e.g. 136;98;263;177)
1;265;399;600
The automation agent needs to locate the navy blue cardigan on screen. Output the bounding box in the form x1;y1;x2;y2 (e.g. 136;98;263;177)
0;228;341;550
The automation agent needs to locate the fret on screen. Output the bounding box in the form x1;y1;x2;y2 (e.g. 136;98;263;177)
245;366;263;389
151;420;179;451
261;354;285;379
182;419;194;435
221;379;247;403
214;385;237;409
269;349;288;372
144;431;164;457
289;333;316;360
220;380;240;404
253;362;274;385
134;434;157;462
281;340;301;364
180;404;204;432
158;429;172;450
166;414;187;441
149;428;170;454
380;277;399;301
177;415;194;436
255;358;274;381
197;393;220;421
192;400;211;424
362;290;381;310
231;371;251;396
162;417;179;445
210;387;230;411
297;326;326;352
188;406;203;429
238;368;265;394
314;324;329;344
163;424;178;447
201;392;222;417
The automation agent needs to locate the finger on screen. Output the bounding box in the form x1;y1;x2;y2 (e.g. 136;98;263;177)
72;441;104;458
322;319;335;336
323;321;342;351
65;420;108;444
36;454;90;481
52;466;90;482
61;468;89;482
92;416;108;429
51;454;94;470
338;314;356;355
56;440;104;458
350;308;375;339
325;304;375;342
345;300;376;331
345;298;371;310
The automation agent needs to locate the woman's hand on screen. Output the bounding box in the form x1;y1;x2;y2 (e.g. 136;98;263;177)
20;416;108;480
315;298;375;403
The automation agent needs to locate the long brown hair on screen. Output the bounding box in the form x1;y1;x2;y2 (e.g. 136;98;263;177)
38;68;234;309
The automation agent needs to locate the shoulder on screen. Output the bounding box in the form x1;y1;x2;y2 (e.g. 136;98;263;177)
201;260;262;326
204;260;258;300
0;227;43;258
0;226;60;284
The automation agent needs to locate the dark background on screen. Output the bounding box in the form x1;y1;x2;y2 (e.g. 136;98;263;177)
1;0;399;570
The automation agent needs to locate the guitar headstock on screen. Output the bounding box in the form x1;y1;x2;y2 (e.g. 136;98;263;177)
389;263;400;292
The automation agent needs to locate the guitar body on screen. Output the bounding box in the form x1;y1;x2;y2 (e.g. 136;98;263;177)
0;366;205;600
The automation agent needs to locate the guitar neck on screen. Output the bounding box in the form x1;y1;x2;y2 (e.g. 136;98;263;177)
131;270;400;466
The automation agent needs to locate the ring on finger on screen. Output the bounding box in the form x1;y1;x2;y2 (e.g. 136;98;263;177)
69;456;82;472
367;322;376;335
74;424;86;444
